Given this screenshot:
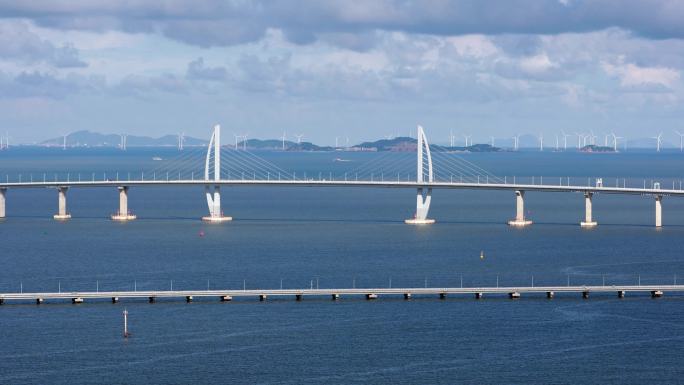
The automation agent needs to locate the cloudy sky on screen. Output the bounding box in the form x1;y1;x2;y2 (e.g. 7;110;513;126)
1;0;683;145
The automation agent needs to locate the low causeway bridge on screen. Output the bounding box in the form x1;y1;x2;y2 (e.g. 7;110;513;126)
0;125;679;227
0;285;679;305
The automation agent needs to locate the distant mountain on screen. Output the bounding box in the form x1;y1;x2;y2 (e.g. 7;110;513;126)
41;130;207;147
351;137;501;152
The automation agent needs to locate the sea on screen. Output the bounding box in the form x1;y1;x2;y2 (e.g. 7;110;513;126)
0;147;683;384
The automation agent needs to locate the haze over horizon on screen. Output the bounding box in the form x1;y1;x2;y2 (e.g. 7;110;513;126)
1;1;683;145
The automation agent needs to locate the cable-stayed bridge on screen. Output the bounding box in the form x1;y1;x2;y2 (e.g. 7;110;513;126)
0;125;681;227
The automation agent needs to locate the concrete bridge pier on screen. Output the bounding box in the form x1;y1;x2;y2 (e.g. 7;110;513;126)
112;297;119;303
580;192;597;227
403;293;412;300
405;187;435;225
508;190;532;226
655;195;663;227
53;187;71;220
112;186;136;221
220;295;232;302
0;187;6;219
331;293;340;301
295;294;302;301
617;291;625;298
546;291;555;299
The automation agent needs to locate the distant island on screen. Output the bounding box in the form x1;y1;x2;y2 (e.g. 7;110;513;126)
37;130;501;152
579;145;616;153
351;137;501;152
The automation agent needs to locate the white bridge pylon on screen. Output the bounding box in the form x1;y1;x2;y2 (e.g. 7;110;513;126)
405;125;435;225
202;124;232;222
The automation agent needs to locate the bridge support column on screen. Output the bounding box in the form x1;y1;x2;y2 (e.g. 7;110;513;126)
53;187;71;220
508;190;532;226
580;192;597;227
220;295;232;302
509;292;520;299
617;291;625;298
295;294;302;301
112;186;136;221
112;297;119;303
404;293;412;300
651;290;664;298
0;188;6;219
331;293;340;301
655;195;663;228
405;187;435;224
366;293;378;300
203;125;232;223
546;291;554;299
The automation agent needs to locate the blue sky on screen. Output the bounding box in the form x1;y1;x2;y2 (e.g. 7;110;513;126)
1;0;683;146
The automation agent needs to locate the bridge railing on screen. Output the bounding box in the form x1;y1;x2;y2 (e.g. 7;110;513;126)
1;272;680;294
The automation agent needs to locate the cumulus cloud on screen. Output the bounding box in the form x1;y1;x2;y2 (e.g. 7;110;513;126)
0;70;103;98
602;58;680;89
0;21;87;67
2;0;684;48
186;57;227;81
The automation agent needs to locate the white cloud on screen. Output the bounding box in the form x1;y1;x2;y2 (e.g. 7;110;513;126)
602;58;680;88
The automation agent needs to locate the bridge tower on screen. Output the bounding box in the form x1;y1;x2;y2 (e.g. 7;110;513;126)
202;124;232;222
405;125;435;225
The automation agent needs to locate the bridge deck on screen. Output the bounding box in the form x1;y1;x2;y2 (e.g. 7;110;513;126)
0;179;682;196
0;285;680;304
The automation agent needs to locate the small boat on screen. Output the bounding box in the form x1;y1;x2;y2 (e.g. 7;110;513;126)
152;156;163;161
333;158;351;162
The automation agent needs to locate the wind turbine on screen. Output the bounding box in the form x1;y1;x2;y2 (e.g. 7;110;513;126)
178;132;184;151
652;133;663;152
449;130;456;147
62;133;69;150
295;134;303;144
463;135;471;147
610;132;626;152
561;130;571;150
555;134;559;151
242;133;248;150
490;136;495;147
538;133;544;151
674;130;684;152
574;132;582;149
335;136;339;148
281;131;287;150
512;135;520;151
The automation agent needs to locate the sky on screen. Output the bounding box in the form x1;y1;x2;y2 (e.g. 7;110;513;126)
1;0;683;146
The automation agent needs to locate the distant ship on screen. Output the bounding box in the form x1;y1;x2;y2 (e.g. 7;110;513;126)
333;158;351;162
152;156;163;161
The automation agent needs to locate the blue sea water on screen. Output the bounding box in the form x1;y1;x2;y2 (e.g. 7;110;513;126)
1;147;684;384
